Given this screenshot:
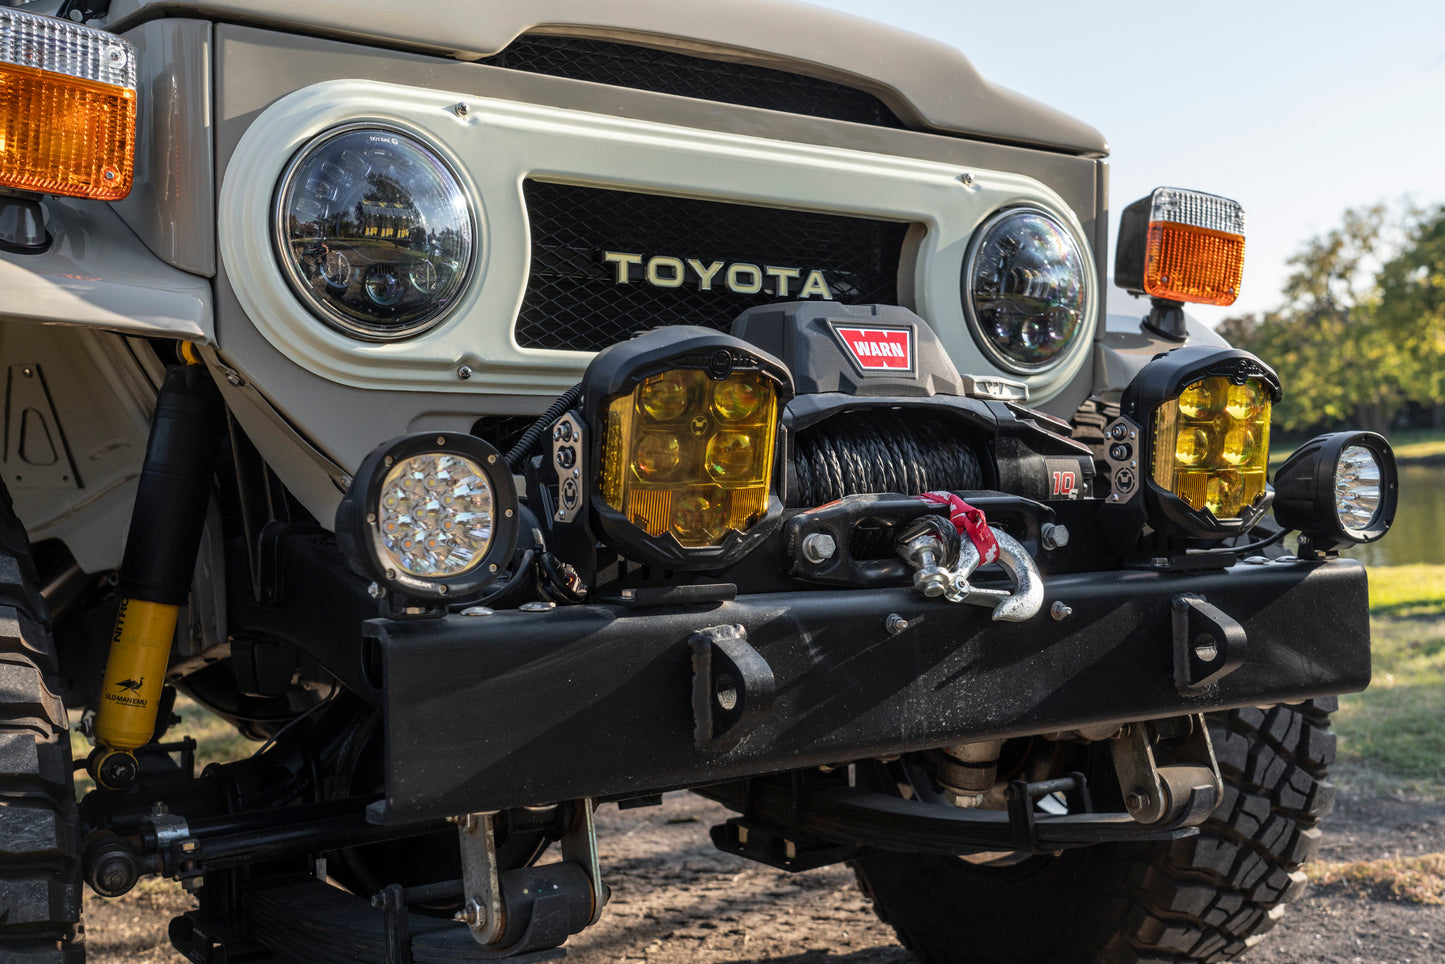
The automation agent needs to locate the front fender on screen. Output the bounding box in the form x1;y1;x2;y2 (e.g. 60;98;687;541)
0;197;212;342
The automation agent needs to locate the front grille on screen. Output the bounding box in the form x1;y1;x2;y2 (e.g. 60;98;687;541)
515;181;913;352
481;35;907;130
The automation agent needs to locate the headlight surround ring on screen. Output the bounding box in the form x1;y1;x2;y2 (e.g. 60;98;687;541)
272;123;476;342
962;205;1093;375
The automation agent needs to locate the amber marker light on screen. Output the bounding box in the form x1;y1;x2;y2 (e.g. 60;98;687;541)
1115;188;1246;307
0;7;137;201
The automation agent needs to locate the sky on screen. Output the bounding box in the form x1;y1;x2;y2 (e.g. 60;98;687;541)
808;0;1445;324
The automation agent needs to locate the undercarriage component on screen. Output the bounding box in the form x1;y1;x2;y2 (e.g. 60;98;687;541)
850;701;1340;964
94;364;225;777
454;800;605;955
936;740;1005;808
706;768;1194;863
171;875;568;964
370;558;1366;823
1109;715;1222;827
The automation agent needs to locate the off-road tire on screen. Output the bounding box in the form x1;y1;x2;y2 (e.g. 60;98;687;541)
852;701;1337;964
0;484;84;962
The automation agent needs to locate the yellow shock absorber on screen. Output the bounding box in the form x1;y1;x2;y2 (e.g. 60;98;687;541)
93;598;180;750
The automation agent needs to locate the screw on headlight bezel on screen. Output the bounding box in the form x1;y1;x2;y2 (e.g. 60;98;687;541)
961;205;1094;376
1273;431;1397;551
578;327;793;571
1118;346;1282;541
272;123;477;342
335;432;517;603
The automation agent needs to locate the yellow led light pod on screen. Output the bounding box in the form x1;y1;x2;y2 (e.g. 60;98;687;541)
0;8;137;200
584;327;793;570
1152;375;1271;519
1118;347;1282;540
602;368;778;546
1116;188;1246;307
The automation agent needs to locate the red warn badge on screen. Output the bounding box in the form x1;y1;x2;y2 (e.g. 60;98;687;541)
832;326;914;374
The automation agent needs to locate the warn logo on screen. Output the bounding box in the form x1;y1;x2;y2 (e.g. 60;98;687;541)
832;325;914;374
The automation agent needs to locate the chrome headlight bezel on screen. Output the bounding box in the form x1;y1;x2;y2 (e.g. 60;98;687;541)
272;123;477;342
961;205;1094;376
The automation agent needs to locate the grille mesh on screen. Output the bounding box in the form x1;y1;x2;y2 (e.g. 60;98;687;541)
516;181;912;352
481;35;906;129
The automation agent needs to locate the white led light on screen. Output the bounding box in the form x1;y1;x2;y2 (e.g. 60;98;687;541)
1334;444;1383;534
0;8;136;88
1149;187;1246;235
377;453;495;577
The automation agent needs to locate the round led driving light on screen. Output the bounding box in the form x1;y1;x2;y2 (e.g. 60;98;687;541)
274;126;475;340
335;433;517;603
963;207;1090;373
1335;444;1384;535
377;453;496;577
1273;431;1397;550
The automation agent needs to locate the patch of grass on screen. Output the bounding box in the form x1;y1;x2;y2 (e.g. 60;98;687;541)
1386;428;1445;462
1306;852;1445;905
1367;564;1445;617
1330;565;1445;797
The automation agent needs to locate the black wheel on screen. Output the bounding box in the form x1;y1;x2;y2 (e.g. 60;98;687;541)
0;485;84;961
852;702;1337;964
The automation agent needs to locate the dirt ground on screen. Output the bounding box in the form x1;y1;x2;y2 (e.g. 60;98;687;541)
83;784;1444;964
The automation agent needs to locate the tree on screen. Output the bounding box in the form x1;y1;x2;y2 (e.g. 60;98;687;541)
1373;205;1445;426
1221;204;1415;436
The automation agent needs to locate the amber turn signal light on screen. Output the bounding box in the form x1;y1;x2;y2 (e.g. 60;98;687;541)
1116;188;1245;307
0;8;137;201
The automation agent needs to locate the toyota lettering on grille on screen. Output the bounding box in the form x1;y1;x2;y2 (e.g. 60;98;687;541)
603;251;833;299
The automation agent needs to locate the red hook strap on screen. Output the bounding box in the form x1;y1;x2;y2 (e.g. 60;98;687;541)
915;491;1000;565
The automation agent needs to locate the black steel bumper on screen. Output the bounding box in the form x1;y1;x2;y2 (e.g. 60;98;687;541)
370;558;1369;823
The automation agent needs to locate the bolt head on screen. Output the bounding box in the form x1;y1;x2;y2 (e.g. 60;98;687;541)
800;532;837;564
457;365;473;380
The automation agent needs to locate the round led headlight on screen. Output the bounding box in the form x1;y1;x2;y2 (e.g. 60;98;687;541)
274;126;475;341
336;433;517;602
963;207;1090;374
1273;431;1397;550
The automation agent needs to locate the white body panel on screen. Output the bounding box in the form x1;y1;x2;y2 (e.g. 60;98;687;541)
219;79;1098;405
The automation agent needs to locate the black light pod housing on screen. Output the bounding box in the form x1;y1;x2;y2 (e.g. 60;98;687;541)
336;432;518;603
1115;346;1282;541
1273;431;1397;552
579;326;793;571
